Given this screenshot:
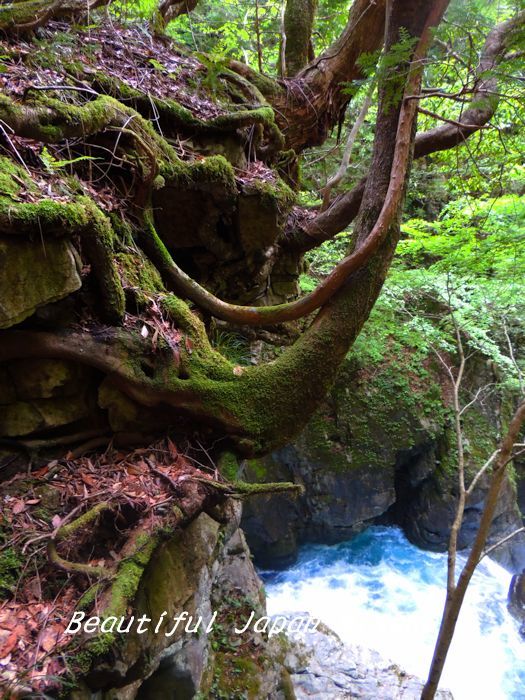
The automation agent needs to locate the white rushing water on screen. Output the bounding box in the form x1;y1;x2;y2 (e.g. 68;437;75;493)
262;526;524;700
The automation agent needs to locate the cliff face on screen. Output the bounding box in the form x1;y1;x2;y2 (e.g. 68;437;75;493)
241;352;525;573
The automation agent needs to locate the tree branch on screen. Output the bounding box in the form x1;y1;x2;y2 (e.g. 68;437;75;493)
287;9;525;253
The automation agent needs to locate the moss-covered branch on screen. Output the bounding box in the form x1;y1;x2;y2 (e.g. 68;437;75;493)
194;477;305;498
47;540;110;578
47;501;114;578
90;71;283;149
139;201;400;327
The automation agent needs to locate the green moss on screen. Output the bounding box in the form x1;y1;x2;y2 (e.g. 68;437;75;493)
211;653;261;699
0;156;35;198
218;451;239;481
280;668;297;700
245;176;295;211
162;154;237;194
0;196;89;233
243;458;270;481
103;533;160;619
116;251;165;294
77;584;103;611
57;502;110;540
73;531;162;673
0;546;22;597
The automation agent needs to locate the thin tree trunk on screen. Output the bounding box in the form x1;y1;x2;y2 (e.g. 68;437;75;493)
282;0;318;76
422;402;525;700
254;0;263;73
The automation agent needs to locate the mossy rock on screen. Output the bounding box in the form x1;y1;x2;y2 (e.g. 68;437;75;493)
115;251;165;295
211;652;261;699
236;178;294;256
6;359;92;401
0;236;81;328
0;394;93;437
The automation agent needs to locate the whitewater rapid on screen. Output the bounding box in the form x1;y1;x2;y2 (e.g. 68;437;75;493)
262;526;524;700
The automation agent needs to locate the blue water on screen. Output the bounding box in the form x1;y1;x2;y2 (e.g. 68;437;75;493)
262;526;525;700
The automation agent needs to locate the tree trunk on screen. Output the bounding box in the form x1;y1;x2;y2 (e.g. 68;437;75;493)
0;0;448;456
232;0;387;152
282;0;318;77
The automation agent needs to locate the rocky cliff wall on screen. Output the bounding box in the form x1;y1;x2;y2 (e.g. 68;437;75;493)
241;352;525;572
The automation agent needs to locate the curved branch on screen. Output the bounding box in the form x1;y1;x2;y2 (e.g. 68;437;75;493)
287;9;525;252
132;7;445;326
47;501;114;579
414;9;525;158
48;540;110;578
192;477;305;498
152;0;198;33
140;130;406;326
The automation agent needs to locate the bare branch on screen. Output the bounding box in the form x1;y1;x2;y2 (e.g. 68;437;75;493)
466;450;498;497
320;79;375;211
482;528;525;559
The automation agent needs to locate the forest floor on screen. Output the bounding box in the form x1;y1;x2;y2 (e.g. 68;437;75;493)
0;438;219;695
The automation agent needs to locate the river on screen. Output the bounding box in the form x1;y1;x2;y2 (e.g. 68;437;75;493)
262;526;524;700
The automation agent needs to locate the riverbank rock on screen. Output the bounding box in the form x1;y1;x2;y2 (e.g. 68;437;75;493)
508;570;525;638
281;613;454;700
241;353;525;572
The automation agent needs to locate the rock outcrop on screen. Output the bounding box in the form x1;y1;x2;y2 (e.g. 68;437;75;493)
508;570;525;638
73;505;289;699
282;614;453;699
0;237;81;329
241;353;525;572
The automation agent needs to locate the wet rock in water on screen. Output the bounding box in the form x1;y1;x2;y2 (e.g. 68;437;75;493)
281;613;454;699
508;570;525;638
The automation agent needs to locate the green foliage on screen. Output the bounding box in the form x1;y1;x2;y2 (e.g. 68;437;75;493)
400;196;525;277
40;146;99;174
303;193;525;390
0;529;21;597
211;329;251;365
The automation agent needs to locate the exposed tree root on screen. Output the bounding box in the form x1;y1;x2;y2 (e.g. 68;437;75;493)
47;540;110;579
89;72;284;153
192;476;304;498
0;0;110;34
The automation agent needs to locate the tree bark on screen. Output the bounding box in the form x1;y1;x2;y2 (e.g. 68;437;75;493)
282;0;318;77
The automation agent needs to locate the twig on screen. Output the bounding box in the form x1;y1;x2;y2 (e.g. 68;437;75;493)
481;527;525;559
417;106;491;130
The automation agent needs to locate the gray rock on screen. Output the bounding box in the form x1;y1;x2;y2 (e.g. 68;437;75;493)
508;570;525;638
282;614;454;700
